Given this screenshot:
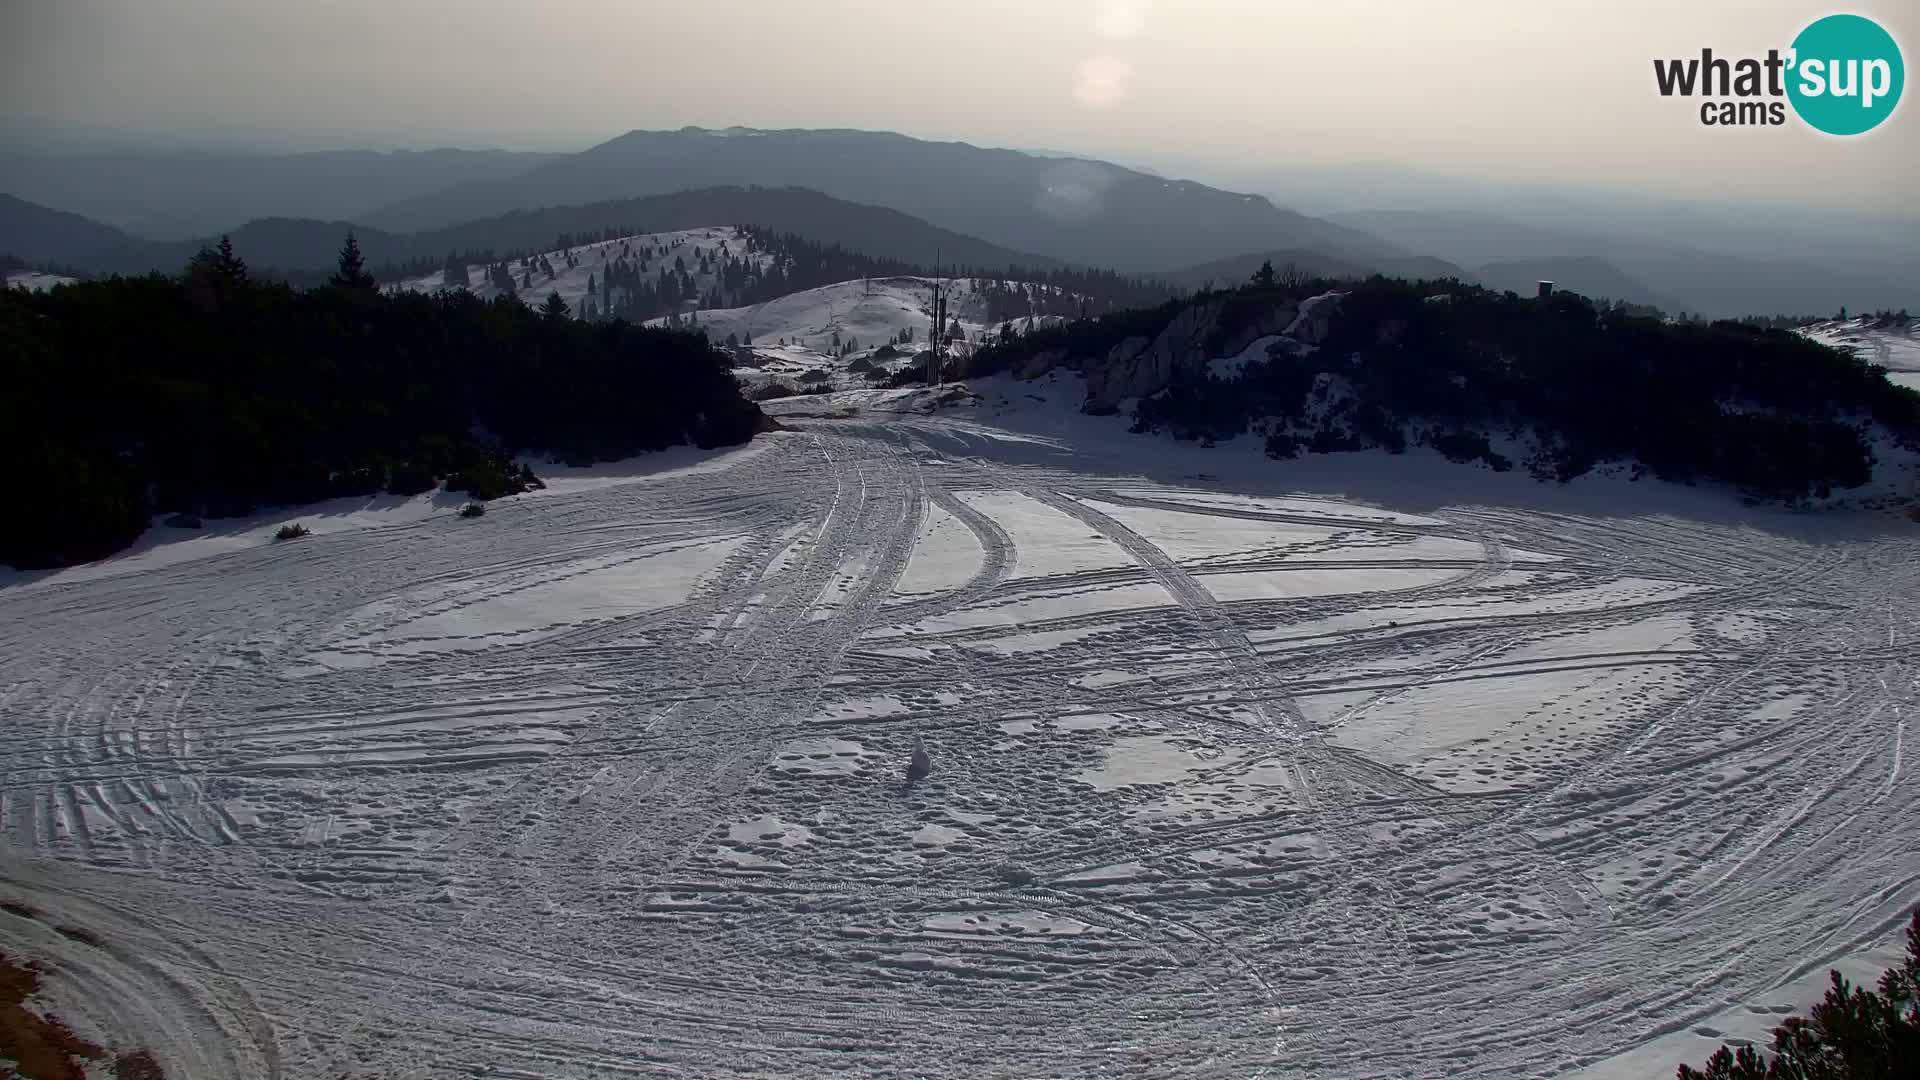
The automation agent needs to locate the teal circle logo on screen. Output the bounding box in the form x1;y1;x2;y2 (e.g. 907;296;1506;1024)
1787;14;1904;135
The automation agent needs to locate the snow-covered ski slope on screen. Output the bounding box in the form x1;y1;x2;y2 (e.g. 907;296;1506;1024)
676;275;1029;351
653;274;1068;391
1;392;1915;1078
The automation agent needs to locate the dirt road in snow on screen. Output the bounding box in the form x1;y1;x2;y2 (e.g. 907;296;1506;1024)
1;414;1914;1078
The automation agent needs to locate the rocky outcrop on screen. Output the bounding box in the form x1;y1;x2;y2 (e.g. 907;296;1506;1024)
1077;293;1338;411
1285;291;1340;346
1016;347;1072;380
1082;335;1155;406
1083;301;1226;411
1216;304;1299;359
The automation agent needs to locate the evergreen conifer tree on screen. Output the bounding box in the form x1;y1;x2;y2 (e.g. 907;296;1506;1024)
212;235;247;284
329;231;377;291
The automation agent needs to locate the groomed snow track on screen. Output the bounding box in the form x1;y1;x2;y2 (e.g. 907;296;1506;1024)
1;416;1914;1078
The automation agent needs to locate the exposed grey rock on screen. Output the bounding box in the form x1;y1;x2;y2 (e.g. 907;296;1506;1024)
1214;303;1298;359
1286;291;1342;345
1081;335;1155;408
1016;347;1070;380
1010;290;1347;412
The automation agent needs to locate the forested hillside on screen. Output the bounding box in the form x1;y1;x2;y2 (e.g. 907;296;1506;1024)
1;240;765;569
969;273;1920;501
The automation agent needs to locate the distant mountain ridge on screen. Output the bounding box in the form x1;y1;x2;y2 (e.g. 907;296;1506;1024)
1327;208;1917;318
1470;256;1687;314
4;180;1891;324
0;190;1777;323
1162;248;1472;291
0;147;562;241
0;193;146;264
361;126;1401;272
0;188;1063;279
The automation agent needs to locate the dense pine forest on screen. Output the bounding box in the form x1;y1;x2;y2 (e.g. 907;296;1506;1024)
1;238;765;569
969;273;1920;502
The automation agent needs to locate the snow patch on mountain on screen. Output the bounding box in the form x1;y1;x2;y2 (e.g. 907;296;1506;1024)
5;270;77;292
393;226;766;315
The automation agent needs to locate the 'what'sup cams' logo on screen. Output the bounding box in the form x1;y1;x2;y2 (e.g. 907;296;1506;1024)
1654;13;1904;134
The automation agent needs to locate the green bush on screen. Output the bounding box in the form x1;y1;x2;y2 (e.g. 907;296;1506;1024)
1678;907;1919;1078
386;460;437;496
444;456;541;501
1430;429;1512;471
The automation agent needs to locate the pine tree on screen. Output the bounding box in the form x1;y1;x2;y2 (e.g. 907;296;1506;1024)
213;235;247;284
187;234;247;288
1678;907;1919;1079
541;291;571;322
329;231;377;291
1251;259;1277;289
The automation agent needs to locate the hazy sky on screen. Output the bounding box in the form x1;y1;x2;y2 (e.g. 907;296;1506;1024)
3;0;1915;210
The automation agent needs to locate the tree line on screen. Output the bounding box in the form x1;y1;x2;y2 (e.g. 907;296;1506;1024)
967;265;1920;502
1;235;765;569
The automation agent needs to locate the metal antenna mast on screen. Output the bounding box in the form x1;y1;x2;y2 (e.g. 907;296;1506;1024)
931;249;944;389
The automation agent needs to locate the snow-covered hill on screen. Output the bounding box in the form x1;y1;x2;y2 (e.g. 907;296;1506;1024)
4;270;77;292
669;275;1070;392
666;275;994;350
393;225;768;317
1802;314;1920;392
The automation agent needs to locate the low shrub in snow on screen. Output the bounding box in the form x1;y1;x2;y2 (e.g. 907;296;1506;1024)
273;523;309;541
459;502;485;518
444;458;542;502
386;460;437;496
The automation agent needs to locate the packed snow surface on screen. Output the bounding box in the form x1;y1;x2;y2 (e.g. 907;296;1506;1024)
2;392;1916;1079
